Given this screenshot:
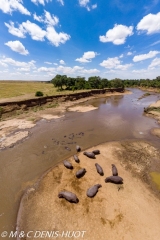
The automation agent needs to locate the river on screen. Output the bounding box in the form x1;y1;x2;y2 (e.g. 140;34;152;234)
0;88;160;234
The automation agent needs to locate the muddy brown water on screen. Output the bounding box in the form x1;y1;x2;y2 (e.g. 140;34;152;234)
0;88;160;234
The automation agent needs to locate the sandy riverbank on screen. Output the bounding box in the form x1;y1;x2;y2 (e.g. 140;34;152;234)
144;99;160;138
16;140;160;240
0;90;131;149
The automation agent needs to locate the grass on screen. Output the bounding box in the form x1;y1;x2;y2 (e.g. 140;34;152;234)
144;107;160;113
150;172;160;190
0;81;90;100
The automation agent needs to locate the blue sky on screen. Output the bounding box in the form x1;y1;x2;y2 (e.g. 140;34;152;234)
0;0;160;80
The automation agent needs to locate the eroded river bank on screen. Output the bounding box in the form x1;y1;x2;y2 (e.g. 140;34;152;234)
0;88;160;239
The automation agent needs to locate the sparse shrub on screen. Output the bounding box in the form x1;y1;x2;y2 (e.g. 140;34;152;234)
35;91;44;97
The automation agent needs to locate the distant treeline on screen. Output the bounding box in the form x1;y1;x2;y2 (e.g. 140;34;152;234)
122;76;160;88
51;75;160;91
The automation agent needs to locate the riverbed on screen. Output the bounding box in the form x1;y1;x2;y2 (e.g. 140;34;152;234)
0;88;160;236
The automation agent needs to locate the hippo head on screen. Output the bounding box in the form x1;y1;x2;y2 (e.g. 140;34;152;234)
75;198;79;203
105;177;111;183
58;192;63;198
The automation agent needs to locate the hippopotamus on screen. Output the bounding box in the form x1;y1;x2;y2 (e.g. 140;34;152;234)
112;164;118;176
92;150;100;155
63;160;73;169
76;168;86;178
86;184;102;198
105;176;123;184
95;163;104;176
58;191;79;203
73;155;80;163
83;151;95;159
76;145;81;152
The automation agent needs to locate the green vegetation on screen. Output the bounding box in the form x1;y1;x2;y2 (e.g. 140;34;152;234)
122;76;160;89
144;107;160;113
0;81;92;99
1;75;160;100
35;91;44;97
51;75;124;90
150;172;160;190
138;92;151;100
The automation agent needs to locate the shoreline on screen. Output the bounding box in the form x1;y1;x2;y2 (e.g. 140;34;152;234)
0;90;131;150
144;99;160;138
16;140;160;240
0;88;125;120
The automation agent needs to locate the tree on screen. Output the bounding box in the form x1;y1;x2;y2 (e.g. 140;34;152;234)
75;77;86;90
101;78;109;88
88;76;101;89
65;77;76;90
111;78;124;89
51;74;66;90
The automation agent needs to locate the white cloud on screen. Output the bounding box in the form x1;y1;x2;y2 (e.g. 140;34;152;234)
5;21;26;38
75;51;98;63
31;0;51;5
56;65;99;75
57;0;64;5
80;68;99;74
37;67;55;72
100;57;132;70
148;58;160;69
22;21;46;41
5;20;46;41
124;45;131;49
133;51;160;62
17;67;30;72
0;61;8;67
105;70;116;73
1;57;36;68
115;64;132;70
0;0;30;15
56;65;81;74
46;26;70;46
59;60;65;65
78;0;97;11
33;11;59;26
150;40;160;46
132;69;147;73
44;10;59;26
127;51;132;56
79;0;89;7
119;54;124;58
100;57;120;69
44;61;52;64
99;24;133;45
5;10;70;46
5;40;29;55
33;13;44;22
137;12;160;34
91;4;97;9
75;57;90;63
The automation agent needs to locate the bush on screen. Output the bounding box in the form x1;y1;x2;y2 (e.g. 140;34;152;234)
35;91;44;97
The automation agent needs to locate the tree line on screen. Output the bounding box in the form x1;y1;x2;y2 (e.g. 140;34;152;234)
122;76;160;88
51;75;124;91
51;75;160;91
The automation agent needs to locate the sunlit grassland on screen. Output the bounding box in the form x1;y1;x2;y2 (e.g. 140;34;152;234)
0;81;88;100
